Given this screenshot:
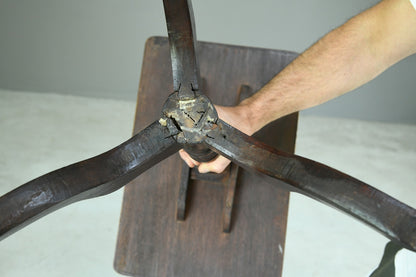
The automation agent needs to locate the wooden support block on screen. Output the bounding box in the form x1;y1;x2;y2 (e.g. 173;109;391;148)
114;37;298;277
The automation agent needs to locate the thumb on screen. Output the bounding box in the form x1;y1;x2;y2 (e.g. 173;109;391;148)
197;163;212;174
198;156;231;174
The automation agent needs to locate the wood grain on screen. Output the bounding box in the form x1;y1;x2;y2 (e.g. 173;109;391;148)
114;37;298;277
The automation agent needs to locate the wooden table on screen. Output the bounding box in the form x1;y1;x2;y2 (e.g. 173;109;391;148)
114;37;298;277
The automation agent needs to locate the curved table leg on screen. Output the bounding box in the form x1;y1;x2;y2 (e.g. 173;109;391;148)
0;120;180;240
205;120;416;251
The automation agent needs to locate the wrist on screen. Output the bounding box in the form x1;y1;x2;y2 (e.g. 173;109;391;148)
237;99;266;135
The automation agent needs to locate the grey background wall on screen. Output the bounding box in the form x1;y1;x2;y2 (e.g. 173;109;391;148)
0;0;415;124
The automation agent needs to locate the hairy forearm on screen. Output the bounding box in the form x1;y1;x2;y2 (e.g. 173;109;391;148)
182;0;416;173
241;0;416;134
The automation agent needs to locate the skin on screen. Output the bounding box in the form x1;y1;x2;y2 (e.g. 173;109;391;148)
180;0;416;173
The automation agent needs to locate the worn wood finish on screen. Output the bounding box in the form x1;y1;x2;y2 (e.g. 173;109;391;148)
163;0;200;96
0;120;180;241
114;37;298;277
206;120;416;251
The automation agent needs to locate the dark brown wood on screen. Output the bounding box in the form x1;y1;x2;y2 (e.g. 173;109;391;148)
206;120;416;252
222;163;239;233
1;2;414;274
114;36;298;277
163;0;200;97
0;120;180;241
176;163;190;221
221;84;251;233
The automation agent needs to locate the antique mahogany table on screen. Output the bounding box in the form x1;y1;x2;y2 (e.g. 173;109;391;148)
1;1;415;276
113;36;298;277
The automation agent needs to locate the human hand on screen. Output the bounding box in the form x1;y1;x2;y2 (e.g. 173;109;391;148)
179;104;254;173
